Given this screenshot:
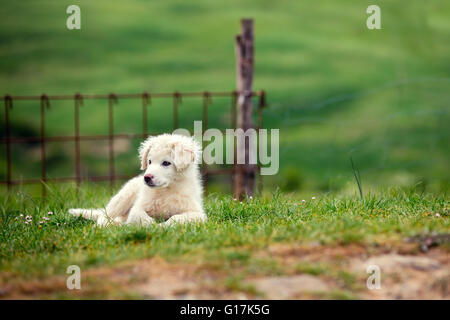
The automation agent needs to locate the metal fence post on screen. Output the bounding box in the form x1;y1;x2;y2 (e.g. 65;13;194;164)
40;94;50;198
108;93;117;189
4;95;13;192
74;93;83;189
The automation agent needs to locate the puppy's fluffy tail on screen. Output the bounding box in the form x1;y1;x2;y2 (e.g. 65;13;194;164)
68;208;124;226
68;208;106;221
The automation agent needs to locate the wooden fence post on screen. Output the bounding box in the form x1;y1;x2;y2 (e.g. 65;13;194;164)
234;18;256;199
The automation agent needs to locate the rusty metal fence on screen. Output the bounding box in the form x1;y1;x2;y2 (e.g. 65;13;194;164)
1;90;267;197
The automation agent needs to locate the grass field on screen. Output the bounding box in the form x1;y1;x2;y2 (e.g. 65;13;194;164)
0;187;448;299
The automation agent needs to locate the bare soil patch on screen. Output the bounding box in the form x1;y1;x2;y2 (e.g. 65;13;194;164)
1;243;448;299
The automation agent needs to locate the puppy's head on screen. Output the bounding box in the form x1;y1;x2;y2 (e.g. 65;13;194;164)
138;134;201;188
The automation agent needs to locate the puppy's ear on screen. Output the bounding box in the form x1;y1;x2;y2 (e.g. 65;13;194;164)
171;137;201;171
138;136;154;170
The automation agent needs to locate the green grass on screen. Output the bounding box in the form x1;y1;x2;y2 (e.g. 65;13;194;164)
0;0;449;195
0;186;448;280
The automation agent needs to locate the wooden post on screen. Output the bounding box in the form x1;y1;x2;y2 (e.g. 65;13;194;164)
234;19;256;199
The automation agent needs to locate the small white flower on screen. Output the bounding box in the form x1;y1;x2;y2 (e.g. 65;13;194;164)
48;211;53;215
249;196;253;199
43;217;49;221
39;221;44;224
435;213;440;217
24;221;29;224
20;214;23;217
25;215;32;220
302;200;306;203
312;196;316;200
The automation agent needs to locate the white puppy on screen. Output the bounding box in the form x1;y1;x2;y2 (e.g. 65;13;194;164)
69;134;206;227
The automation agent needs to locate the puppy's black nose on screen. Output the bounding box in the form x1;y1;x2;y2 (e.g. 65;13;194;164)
144;174;154;185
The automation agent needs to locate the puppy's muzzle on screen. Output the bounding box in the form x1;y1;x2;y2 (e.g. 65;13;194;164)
144;174;155;187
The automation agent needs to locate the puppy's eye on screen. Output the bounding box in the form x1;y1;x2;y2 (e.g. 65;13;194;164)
161;161;171;167
148;159;151;165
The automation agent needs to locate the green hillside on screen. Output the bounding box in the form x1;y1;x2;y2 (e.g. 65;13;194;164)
0;0;449;195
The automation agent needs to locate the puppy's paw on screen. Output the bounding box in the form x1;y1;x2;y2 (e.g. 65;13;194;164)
163;212;207;227
163;214;193;227
162;218;176;228
126;214;155;227
96;215;110;227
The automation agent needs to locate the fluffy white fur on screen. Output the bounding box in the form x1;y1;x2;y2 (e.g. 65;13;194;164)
69;134;206;227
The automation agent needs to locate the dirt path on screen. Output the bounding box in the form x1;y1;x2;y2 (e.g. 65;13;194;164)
1;243;449;299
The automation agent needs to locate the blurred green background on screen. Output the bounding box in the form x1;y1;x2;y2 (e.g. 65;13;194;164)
0;0;449;196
